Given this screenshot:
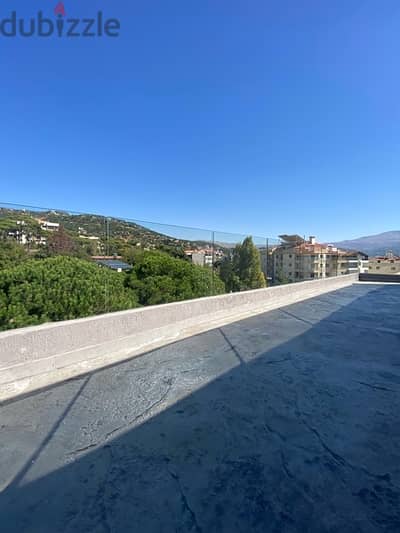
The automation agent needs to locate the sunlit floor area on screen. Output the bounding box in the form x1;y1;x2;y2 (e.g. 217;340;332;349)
1;283;400;532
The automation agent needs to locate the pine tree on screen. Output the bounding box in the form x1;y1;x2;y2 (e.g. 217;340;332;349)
234;236;266;290
219;236;266;291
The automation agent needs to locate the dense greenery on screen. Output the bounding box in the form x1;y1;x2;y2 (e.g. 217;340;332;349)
0;241;29;270
0;256;138;331
0;252;225;331
219;236;266;291
127;251;225;305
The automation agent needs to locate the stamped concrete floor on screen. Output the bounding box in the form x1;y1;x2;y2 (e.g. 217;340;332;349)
1;283;400;532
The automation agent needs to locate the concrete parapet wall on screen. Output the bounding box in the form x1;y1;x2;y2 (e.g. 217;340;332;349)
0;274;358;401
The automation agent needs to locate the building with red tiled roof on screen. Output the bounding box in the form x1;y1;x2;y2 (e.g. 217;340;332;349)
273;235;367;283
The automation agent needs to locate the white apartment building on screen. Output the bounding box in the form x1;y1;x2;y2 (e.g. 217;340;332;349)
37;219;60;231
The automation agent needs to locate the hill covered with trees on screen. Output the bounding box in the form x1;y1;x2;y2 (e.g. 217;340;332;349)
0;207;211;260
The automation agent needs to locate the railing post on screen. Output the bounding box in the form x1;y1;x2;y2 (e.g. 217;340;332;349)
211;230;215;295
105;217;110;311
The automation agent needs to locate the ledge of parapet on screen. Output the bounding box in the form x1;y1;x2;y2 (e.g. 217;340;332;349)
0;274;358;338
0;274;358;402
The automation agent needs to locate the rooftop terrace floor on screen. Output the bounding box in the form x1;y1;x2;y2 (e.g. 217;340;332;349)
1;283;400;532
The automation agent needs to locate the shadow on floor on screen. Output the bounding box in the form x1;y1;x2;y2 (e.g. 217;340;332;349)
1;284;400;532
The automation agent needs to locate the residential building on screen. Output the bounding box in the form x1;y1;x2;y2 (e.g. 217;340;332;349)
358;257;369;274
37;219;60;231
184;247;224;267
6;219;48;246
189;252;207;267
273;235;367;283
79;235;100;241
368;252;400;275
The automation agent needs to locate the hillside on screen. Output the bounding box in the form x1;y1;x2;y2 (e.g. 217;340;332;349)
334;231;400;256
0;207;201;252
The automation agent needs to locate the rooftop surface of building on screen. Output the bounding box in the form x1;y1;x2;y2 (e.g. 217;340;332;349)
94;258;132;271
1;283;400;532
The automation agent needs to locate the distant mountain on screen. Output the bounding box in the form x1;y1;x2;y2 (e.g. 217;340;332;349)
334;231;400;257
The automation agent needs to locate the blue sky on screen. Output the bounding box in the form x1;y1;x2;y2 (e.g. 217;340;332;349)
1;0;399;242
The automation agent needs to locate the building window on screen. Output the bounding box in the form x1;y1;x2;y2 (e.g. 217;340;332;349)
392;267;396;271
377;260;381;263
289;254;292;258
376;266;380;270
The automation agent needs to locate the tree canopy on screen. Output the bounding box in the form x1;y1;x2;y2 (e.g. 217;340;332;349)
0;233;268;332
0;240;28;270
126;250;225;305
219;236;266;292
0;256;138;331
0;251;226;330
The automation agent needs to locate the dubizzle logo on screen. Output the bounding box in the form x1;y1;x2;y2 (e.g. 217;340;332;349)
0;2;120;38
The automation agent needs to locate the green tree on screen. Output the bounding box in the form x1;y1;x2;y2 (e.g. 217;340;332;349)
219;237;266;291
126;250;225;305
0;240;28;270
218;255;241;292
0;256;138;331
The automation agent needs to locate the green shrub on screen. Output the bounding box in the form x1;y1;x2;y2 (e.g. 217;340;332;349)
126;251;225;305
0;256;138;331
0;241;28;270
